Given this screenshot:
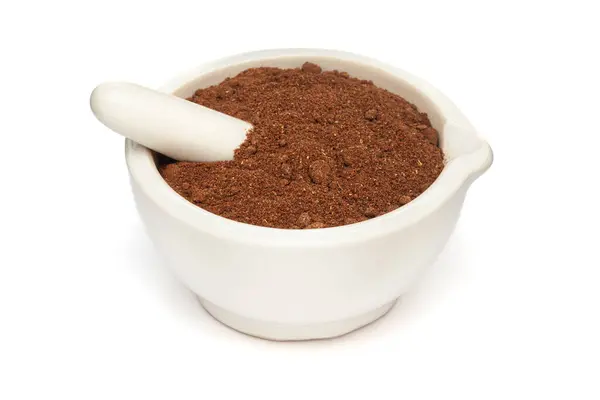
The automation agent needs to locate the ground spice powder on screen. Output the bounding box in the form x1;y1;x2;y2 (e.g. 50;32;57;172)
159;63;444;229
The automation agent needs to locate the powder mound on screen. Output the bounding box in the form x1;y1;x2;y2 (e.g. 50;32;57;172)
159;63;444;229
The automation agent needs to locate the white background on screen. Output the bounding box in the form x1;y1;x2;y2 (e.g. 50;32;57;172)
1;1;599;399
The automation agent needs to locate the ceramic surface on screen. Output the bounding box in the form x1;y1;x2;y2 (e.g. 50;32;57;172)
125;49;493;340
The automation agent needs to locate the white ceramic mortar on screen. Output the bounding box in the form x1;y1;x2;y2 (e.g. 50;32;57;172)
125;48;493;340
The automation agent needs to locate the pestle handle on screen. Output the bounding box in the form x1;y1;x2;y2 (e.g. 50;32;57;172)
90;82;252;162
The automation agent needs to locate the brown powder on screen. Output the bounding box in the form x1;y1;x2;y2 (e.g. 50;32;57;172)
159;62;444;229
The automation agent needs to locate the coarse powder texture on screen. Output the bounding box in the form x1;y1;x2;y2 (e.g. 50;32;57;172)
159;62;444;229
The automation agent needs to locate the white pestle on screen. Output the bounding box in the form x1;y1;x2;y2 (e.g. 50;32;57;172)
90;82;253;162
